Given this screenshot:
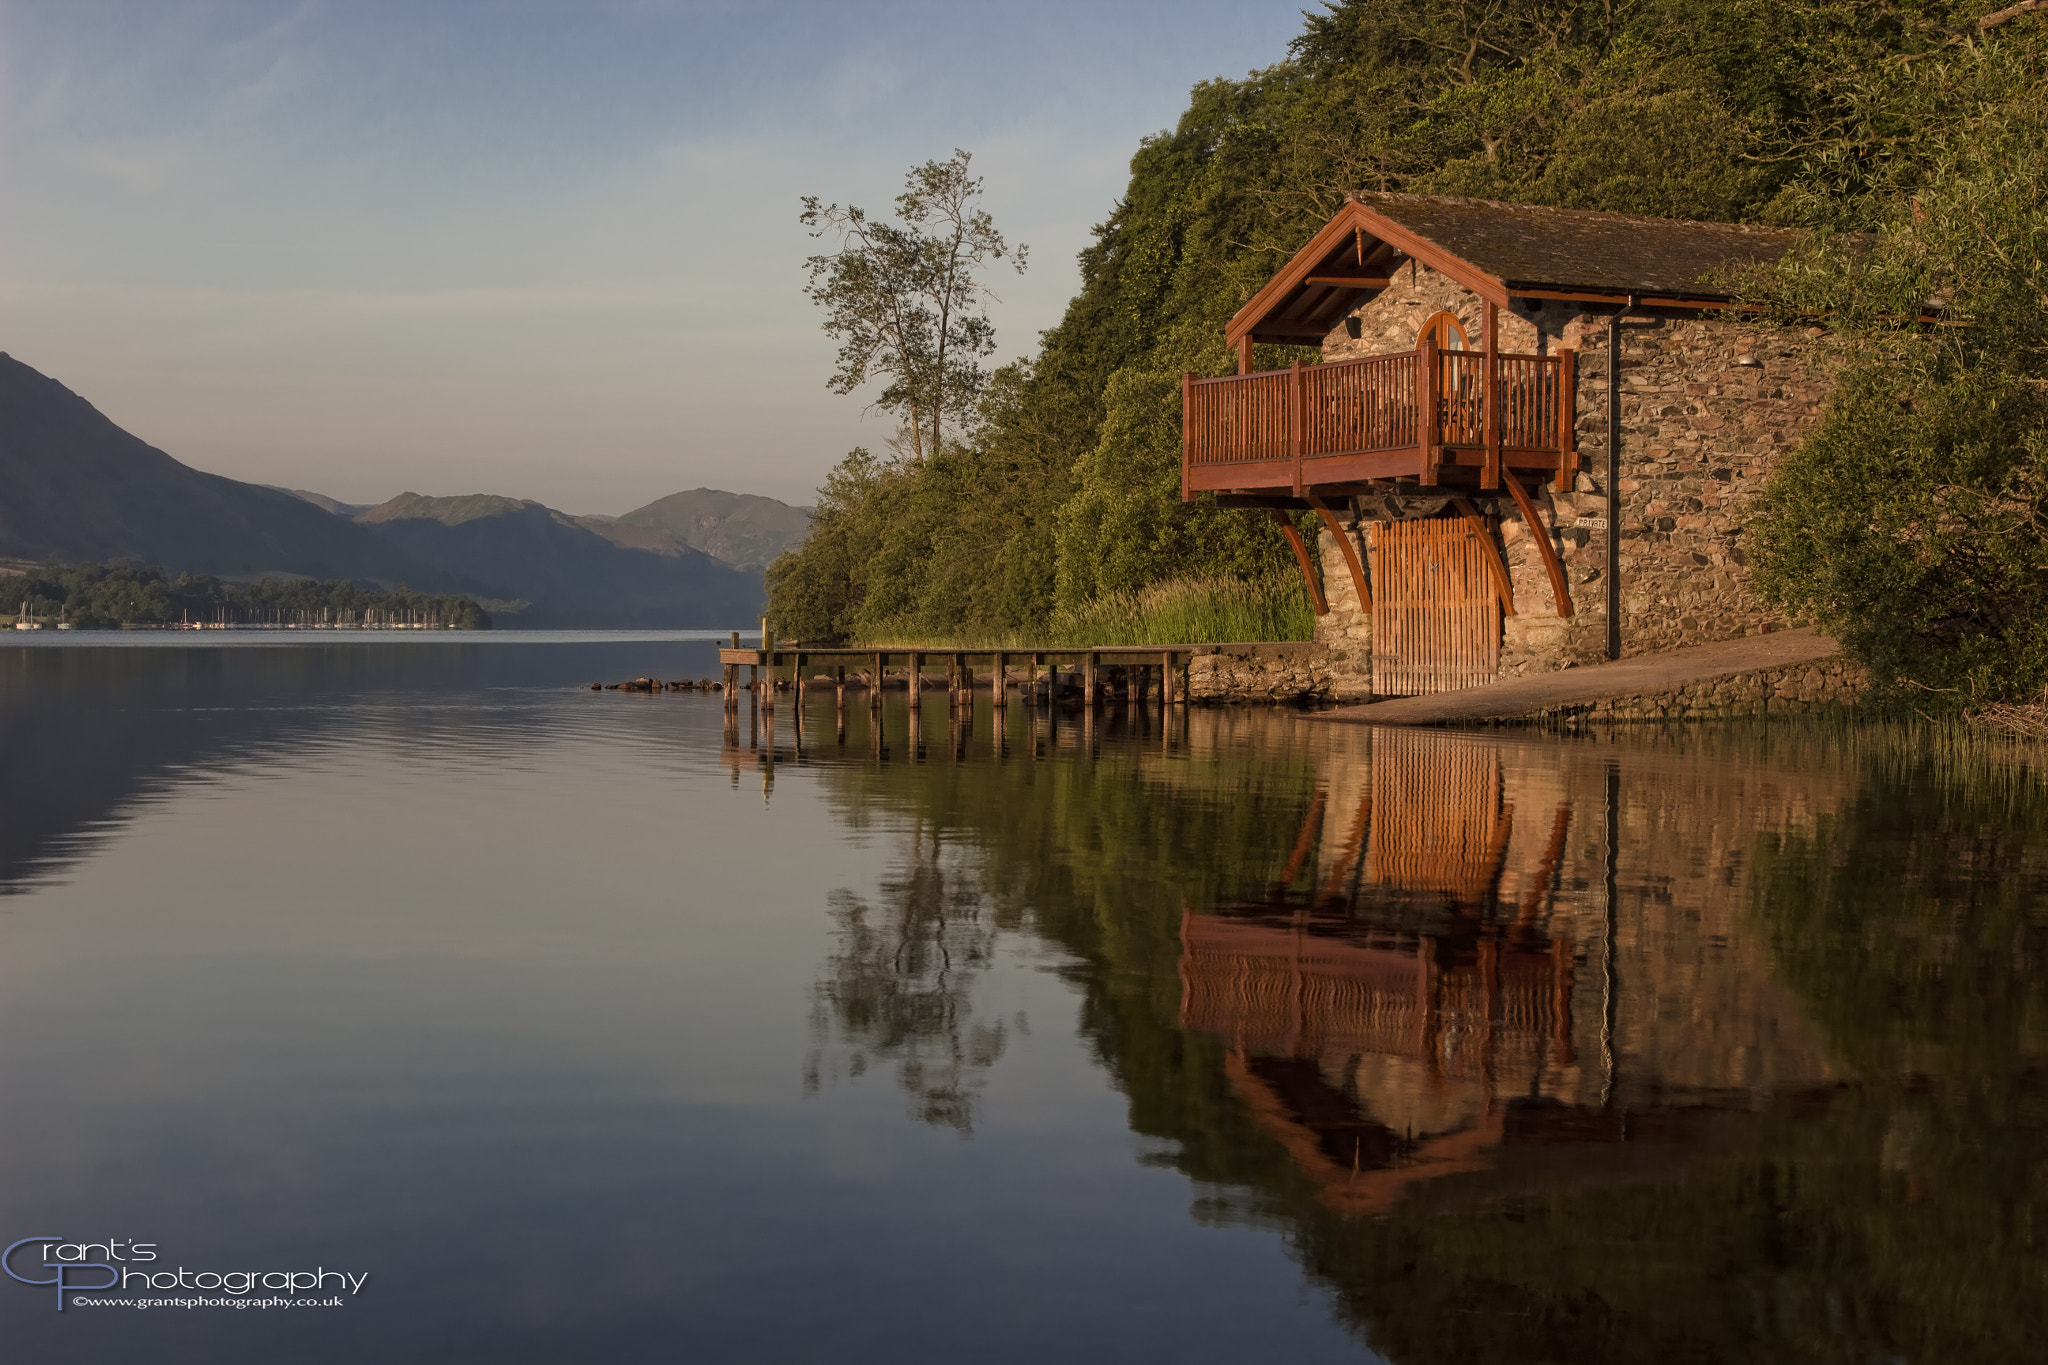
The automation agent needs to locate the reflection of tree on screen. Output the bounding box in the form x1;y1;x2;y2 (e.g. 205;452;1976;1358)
804;827;1008;1133
803;719;2048;1362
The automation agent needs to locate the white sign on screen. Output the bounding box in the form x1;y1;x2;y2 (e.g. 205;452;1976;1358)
1573;516;1609;530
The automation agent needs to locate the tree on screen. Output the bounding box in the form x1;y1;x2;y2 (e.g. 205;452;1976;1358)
800;150;1027;463
1748;33;2048;706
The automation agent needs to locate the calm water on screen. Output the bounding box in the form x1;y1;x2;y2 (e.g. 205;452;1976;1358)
2;639;2044;1363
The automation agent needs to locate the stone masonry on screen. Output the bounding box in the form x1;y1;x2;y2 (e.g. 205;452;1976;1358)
1307;261;1839;700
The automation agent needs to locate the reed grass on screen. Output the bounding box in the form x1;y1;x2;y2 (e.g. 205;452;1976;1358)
856;572;1316;650
1973;702;2048;742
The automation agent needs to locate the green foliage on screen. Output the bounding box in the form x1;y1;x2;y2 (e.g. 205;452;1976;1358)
1045;571;1315;647
1747;30;2048;704
2;562;490;630
1753;368;2048;701
1534;88;1764;220
800;151;1025;465
862;571;1315;649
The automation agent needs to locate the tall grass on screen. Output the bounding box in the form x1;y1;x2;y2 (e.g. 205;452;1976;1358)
856;572;1316;649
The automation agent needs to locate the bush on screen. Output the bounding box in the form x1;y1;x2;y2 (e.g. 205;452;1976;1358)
855;571;1316;648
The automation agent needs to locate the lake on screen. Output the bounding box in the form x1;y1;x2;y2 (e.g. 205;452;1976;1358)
3;636;2044;1363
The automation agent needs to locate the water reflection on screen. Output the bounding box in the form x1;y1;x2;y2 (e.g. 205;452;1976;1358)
0;639;729;892
799;708;2048;1363
803;831;1011;1133
6;644;2046;1362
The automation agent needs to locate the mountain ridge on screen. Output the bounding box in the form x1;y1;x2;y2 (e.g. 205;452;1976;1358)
0;354;768;627
0;353;443;584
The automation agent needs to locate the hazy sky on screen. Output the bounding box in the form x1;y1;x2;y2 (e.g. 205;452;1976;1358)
0;0;1313;513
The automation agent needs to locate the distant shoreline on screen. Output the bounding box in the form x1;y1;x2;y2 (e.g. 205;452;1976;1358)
0;628;744;648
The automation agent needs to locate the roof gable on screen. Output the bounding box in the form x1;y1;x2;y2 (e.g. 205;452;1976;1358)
1226;194;1800;349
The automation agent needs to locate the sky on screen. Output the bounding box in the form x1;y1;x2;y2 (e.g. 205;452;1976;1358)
0;0;1316;514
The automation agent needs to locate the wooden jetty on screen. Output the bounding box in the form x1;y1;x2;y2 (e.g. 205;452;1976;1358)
716;621;1258;719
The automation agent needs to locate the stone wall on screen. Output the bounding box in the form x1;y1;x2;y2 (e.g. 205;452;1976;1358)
1542;654;1868;723
1308;263;1840;698
1184;643;1336;704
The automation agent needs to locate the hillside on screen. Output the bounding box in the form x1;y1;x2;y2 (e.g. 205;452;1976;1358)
764;0;2048;651
272;487;373;518
0;354;439;583
355;493;761;629
609;488;810;570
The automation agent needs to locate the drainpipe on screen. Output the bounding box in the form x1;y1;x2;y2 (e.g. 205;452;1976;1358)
1605;296;1638;661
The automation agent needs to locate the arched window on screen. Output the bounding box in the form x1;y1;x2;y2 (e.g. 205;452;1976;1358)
1417;310;1470;351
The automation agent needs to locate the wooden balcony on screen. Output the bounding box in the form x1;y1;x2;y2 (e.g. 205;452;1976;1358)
1181;337;1577;501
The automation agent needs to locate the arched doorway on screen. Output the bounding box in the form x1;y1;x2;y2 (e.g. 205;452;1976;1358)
1417;310;1470;351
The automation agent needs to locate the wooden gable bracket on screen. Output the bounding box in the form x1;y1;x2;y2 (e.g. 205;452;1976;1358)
1223;199;1512;356
1270;509;1330;615
1498;476;1575;618
1305;494;1370;612
1449;497;1517;618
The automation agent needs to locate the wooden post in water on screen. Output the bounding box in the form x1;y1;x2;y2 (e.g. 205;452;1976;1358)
1084;652;1098;709
870;652;884;710
724;629;740;722
792;651;805;742
907;680;923;760
959;655;973;712
759;618;775;711
992;651;1007;709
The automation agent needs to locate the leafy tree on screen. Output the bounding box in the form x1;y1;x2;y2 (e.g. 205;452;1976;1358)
800;150;1027;465
1748;29;2048;705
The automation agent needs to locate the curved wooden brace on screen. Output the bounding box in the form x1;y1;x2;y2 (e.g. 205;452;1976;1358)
1306;494;1370;612
1511;804;1574;941
1271;509;1330;616
1500;475;1575;618
1449;496;1517;618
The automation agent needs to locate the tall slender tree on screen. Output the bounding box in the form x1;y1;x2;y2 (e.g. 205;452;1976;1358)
801;150;1026;463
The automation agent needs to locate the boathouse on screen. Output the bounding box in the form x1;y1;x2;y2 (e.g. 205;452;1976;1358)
1183;193;1835;699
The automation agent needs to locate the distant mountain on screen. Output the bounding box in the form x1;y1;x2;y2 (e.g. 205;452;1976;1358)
271;487;373;519
0;354;440;583
610;488;810;570
354;493;761;629
0;353;765;627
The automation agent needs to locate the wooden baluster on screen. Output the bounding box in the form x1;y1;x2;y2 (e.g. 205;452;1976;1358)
1290;359;1304;496
1483;301;1500;490
1417;336;1439;485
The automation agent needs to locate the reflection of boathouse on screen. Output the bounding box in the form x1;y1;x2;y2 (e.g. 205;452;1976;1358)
1180;729;1838;1215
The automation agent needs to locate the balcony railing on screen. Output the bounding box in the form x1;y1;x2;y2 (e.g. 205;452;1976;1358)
1182;339;1577;496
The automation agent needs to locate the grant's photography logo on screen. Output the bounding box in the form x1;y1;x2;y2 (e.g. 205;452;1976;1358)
5;1237;367;1312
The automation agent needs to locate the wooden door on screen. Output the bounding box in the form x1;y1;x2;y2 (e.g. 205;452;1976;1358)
1368;518;1501;696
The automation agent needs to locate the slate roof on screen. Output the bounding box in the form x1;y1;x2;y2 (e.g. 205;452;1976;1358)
1353;192;1799;298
